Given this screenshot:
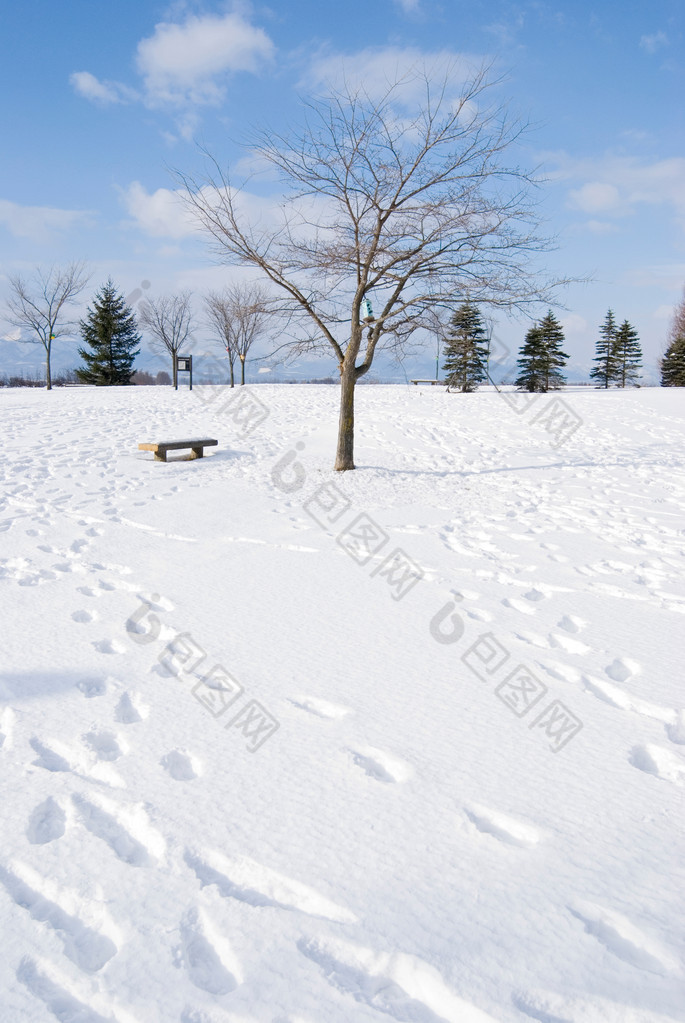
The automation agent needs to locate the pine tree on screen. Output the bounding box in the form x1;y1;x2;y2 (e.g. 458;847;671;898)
590;309;619;388
77;280;140;385
515;325;546;392
515;310;568;392
661;286;685;386
442;301;488;392
661;336;685;386
613;320;642;387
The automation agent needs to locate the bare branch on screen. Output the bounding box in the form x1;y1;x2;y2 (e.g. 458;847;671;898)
5;262;90;389
177;61;576;468
138;292;194;357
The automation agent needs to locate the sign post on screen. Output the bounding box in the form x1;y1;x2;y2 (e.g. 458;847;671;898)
174;354;193;390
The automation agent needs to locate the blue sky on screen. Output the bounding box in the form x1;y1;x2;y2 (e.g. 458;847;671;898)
1;0;683;382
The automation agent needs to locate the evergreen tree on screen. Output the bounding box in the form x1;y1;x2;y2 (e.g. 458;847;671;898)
515;310;568;392
515;325;546;392
77;280;140;385
613;320;642;387
661;336;685;386
590;309;618;388
442;301;488;392
661;286;685;386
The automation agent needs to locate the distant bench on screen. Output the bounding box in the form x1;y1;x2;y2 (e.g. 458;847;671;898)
138;438;218;462
410;379;446;386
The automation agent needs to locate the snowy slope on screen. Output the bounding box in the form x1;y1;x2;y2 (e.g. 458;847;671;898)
0;383;683;1023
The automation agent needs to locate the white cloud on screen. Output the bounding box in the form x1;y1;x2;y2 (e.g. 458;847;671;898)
2;328;21;341
640;31;668;54
0;199;93;242
393;0;421;13
120;182;200;239
71;11;274;125
302;46;479;106
136;12;275;106
69;71;137;105
583;219;619;235
121;179;336;251
568;182;621;213
551;154;685;227
561;313;589;335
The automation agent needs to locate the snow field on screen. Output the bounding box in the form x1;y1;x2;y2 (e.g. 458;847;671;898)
0;383;683;1022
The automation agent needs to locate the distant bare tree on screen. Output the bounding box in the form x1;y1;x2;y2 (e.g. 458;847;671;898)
5;262;90;390
181;62;568;470
138;292;193;388
205;283;270;386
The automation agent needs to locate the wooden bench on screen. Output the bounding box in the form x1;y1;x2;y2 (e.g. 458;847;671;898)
138;438;218;462
410;379;446;386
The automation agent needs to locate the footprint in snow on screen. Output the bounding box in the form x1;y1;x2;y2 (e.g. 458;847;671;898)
72;792;165;866
0;862;118;973
71;609;97;624
185;847;356;923
514;630;550;650
30;736;73;773
177;906;242;995
288;695;352;719
83;730;127;761
605;657;640;682
299;935;500;1022
115;691;148;723
463;804;543;847
569;901;681;975
502;597;535;616
162;749;201;781
0;707;15;750
666;711;685;745
629;744;685;786
76;677;108;698
93;638;126;655
548;631;590;655
514;987;682;1022
26;797;67;845
346;746;413;784
557;614;586;634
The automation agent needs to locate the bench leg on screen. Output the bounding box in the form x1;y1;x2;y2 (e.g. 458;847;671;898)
190;447;204;459
153;451;167;462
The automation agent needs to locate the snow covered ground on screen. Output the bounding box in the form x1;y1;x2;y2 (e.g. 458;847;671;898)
0;382;683;1023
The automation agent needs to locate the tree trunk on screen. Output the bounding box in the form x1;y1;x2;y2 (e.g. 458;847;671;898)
240;356;245;385
334;364;356;471
173;355;178;390
46;348;52;391
229;360;235;388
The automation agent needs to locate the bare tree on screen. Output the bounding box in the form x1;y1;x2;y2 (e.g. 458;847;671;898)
181;63;565;469
204;283;270;386
138;292;193;389
5;262;90;390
